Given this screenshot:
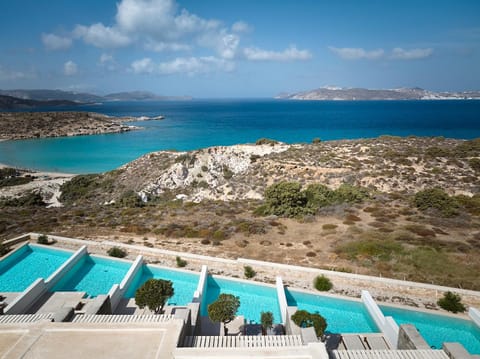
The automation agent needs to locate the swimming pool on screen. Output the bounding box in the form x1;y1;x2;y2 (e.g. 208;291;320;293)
52;255;131;297
201;276;282;324
381;305;480;354
0;244;72;292
285;288;379;333
124;264;199;305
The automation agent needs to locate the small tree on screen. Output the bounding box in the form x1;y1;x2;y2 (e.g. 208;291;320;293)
208;293;240;336
291;310;327;337
437;291;466;313
135;279;174;314
260;311;274;335
313;275;333;291
244;265;256;279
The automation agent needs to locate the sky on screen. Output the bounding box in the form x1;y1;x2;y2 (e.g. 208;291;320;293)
1;0;479;97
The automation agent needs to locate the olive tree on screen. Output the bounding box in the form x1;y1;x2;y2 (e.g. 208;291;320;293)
207;293;240;336
135;279;174;314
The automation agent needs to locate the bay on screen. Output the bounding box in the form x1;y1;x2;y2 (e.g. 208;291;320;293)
1;99;479;174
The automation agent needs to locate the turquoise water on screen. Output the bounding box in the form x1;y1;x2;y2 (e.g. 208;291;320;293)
124;264;199;305
0;244;72;292
201;276;281;324
1;100;480;173
381;305;480;354
285;289;378;333
52;255;131;297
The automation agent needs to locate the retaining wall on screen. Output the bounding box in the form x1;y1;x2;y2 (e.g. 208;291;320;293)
44;245;87;289
275;276;288;324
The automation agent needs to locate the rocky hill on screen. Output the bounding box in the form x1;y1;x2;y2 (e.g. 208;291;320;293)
277;87;480;100
0;112;137;140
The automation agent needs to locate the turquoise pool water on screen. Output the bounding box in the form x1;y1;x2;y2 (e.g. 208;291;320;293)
381;305;480;354
285;289;378;333
52;255;131;297
0;244;72;292
201;276;281;324
124;264;199;305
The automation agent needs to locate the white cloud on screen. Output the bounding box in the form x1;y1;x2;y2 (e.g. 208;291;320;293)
329;47;384;60
232;21;252;33
0;66;31;81
63;60;78;76
41;33;72;50
131;58;155;74
244;45;312;61
99;53;118;71
131;56;234;75
100;54;114;64
73;23;131;48
391;47;433;60
144;40;190;52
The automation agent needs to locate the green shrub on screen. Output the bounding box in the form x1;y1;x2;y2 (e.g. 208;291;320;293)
37;234;49;245
107;246;127;258
1;191;45;207
263;182;310;217
414;188;459;217
313;275;333;291
260;311;274;334
291;310;327;337
223;166;234;179
59;174;99;203
208;293;240;336
322;224;338;231
244;265;256;279
333;184;369;204
304;184;335;208
255;138;278;146
119;190;144;208
312;138;321;144
176;256;187;268
437;291;466;313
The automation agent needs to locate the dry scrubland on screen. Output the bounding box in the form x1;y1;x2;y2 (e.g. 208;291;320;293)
1;136;480;293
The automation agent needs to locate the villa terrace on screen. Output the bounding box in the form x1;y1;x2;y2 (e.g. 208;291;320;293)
0;233;479;358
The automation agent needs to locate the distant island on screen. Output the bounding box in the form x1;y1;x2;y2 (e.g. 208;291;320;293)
0;95;81;110
0;89;192;109
276;86;480;101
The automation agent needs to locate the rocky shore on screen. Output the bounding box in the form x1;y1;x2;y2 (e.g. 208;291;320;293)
0;112;139;140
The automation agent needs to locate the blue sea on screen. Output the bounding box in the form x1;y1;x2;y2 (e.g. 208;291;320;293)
1;99;479;173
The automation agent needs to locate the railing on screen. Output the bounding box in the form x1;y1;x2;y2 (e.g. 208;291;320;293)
72;314;174;323
182;335;303;348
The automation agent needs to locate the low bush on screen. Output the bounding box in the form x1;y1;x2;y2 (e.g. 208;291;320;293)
313;275;333;291
437;291;466;313
244;265;256;279
413;188;459;217
107;246;127;258
322;224;338;231
176;256;187;267
37;234;49;245
1;191;45;207
0;168;33;187
291;310;327;337
255;138;278;146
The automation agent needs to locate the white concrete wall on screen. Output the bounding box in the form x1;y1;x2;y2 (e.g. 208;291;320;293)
276;276;288;324
469;307;480;329
44;245;88;289
5;278;48;314
361;290;399;348
109;255;144;311
108;284;122;311
192;265;208;304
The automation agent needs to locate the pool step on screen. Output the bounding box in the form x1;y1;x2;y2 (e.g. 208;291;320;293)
333;349;449;359
72;314;174;323
182;334;303;348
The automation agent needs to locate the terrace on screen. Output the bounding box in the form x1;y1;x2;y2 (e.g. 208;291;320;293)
0;233;479;359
